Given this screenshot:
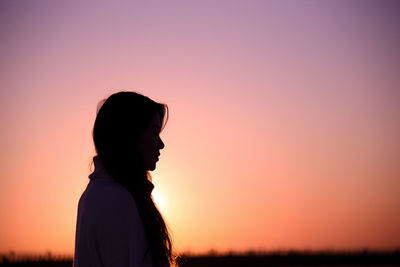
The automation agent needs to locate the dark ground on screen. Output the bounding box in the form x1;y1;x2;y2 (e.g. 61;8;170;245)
0;250;399;266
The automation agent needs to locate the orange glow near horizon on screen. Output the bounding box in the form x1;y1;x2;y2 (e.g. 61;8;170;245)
1;0;399;255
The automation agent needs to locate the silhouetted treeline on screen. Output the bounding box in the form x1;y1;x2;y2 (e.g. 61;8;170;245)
1;250;399;266
177;250;400;266
0;252;71;267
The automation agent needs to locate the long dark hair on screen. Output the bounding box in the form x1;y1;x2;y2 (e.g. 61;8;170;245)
92;91;172;265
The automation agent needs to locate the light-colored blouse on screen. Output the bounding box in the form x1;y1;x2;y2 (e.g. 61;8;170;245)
73;157;158;267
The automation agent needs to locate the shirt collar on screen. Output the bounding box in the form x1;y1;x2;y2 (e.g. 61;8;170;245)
89;156;114;181
88;155;155;195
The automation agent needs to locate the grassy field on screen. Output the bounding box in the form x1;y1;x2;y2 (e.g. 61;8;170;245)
0;250;399;266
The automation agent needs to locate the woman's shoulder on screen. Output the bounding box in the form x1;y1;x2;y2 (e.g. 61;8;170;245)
76;179;147;253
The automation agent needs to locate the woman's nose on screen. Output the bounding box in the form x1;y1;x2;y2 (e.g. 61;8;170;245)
159;137;165;149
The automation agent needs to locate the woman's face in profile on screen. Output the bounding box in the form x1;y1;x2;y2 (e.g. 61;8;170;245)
138;112;165;171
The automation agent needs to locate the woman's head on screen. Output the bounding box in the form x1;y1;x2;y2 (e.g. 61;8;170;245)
92;91;172;265
93;91;168;177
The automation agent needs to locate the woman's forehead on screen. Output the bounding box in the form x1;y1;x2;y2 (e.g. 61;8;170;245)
151;113;162;128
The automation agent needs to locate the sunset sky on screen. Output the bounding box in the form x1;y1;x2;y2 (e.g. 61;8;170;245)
1;0;399;255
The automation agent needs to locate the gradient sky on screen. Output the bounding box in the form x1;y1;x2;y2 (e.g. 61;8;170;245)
1;0;399;255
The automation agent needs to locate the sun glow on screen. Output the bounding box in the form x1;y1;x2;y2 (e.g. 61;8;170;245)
152;188;168;215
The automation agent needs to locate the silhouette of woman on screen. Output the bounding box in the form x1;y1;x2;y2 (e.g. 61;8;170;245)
74;91;173;267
